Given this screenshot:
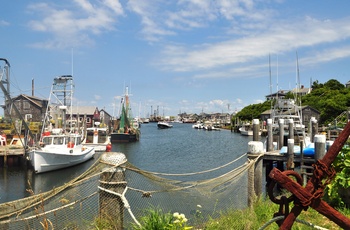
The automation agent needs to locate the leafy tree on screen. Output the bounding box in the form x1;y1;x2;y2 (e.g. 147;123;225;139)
233;79;350;126
233;100;271;122
302;79;350;125
324;79;345;90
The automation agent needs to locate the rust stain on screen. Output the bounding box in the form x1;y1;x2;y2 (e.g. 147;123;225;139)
268;121;350;229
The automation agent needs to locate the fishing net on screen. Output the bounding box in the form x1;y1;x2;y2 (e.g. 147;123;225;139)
0;151;258;229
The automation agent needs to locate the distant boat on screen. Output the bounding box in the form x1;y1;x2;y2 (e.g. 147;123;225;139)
82;127;110;151
28;75;95;173
157;121;173;129
239;123;260;136
204;125;221;131
192;122;204;129
110;86;140;143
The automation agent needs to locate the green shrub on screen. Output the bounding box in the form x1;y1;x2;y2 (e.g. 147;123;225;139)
325;143;350;208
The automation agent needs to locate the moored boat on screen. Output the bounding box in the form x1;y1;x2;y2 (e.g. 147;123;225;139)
82;127;110;151
28;75;95;173
29;130;95;173
157;121;173;129
110;86;140;143
239;123;260;136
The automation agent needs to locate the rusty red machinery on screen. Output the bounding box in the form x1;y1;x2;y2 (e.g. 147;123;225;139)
268;121;350;229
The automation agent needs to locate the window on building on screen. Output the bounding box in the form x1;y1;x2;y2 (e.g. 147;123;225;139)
23;101;30;110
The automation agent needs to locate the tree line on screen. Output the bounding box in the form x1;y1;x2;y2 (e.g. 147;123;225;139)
233;79;350;127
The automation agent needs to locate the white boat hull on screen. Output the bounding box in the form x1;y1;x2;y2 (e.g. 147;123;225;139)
239;129;253;136
30;146;95;173
82;144;107;152
239;126;261;136
157;122;173;129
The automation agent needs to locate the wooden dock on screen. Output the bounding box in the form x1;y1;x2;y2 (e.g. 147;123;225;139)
0;146;26;167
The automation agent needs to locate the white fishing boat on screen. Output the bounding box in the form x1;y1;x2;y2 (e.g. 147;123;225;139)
28;75;95;173
30;129;95;173
157;121;173;129
82;127;110;152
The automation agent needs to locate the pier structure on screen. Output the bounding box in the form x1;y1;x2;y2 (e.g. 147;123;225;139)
247;117;335;201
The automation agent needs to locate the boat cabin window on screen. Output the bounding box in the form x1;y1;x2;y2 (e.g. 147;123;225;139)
53;137;65;145
86;130;94;143
98;130;107;143
67;136;76;145
67;136;81;145
42;137;53;145
76;136;81;145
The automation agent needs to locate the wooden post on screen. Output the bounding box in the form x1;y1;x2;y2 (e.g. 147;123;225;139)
326;140;334;151
99;152;127;230
253;119;260;141
311;117;318;143
247;141;263;207
288;119;294;140
300;140;308;185
278;119;284;149
286;139;294;170
314;134;326;161
267;119;273;152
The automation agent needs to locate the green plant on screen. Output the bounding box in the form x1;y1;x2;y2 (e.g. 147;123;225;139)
129;208;193;230
167;212;192;230
325;144;350;207
130;207;173;230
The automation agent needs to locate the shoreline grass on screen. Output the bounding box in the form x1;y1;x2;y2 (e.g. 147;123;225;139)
202;197;350;230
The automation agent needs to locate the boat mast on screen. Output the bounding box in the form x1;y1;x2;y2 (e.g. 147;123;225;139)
51;75;74;132
295;51;303;126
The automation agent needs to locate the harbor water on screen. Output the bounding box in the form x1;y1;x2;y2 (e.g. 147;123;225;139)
0;122;252;204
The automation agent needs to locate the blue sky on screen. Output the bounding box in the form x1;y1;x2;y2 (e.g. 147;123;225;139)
1;1;350;118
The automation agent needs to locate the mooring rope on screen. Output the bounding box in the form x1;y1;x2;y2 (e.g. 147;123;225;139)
98;186;141;227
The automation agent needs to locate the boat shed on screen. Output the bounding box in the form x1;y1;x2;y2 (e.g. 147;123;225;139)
260;105;320;127
3;94;48;122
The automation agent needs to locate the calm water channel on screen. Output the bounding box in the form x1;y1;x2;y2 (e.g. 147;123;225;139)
0;122;253;204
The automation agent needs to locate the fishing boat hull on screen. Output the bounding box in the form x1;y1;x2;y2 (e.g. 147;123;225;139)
29;146;95;173
110;132;139;143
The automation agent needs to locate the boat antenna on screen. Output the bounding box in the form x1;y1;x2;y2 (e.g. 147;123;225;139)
269;54;272;111
71;48;74;77
276;54;279;98
296;51;303;125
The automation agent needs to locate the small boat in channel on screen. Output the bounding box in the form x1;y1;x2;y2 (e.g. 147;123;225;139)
157;121;173;129
239;123;259;136
192;122;204;129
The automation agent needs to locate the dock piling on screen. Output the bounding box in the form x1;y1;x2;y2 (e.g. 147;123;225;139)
247;141;264;207
99;152;127;229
